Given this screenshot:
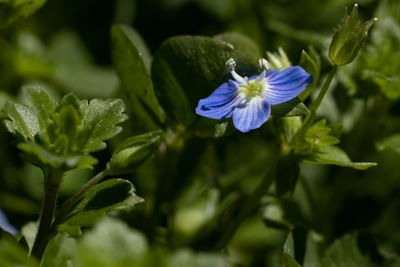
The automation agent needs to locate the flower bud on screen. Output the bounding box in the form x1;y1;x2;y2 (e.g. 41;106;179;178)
329;3;377;66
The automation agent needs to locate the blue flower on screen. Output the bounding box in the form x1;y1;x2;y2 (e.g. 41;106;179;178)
0;208;18;235
196;59;312;133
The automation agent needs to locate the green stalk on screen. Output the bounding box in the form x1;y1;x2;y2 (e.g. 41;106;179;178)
293;65;337;142
31;170;62;259
215;163;276;250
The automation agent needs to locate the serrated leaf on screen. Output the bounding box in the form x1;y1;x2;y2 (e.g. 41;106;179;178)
321;234;374;267
80;99;128;153
107;130;161;175
18;143;98;170
151;35;258;126
72;217;148;266
23;87;56;129
0;0;47;27
111;24;164;123
2;101;40;141
302;146;377;170
58;179;143;235
271;97;310;117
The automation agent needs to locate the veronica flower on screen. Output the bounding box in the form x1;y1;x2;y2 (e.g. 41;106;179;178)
0;208;18;235
196;58;312;133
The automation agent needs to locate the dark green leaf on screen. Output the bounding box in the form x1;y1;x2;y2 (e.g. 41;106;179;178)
2;101;40;141
303;146;377;170
0;0;47;27
321;234;374;267
214;32;262;63
111;24;164;123
151;35;258;126
106;130;162;175
58;179;143;235
271;97;310;117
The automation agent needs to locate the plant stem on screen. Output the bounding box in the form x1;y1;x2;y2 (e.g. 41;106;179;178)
51;170;107;230
215;163;276;250
293;65;337;142
31;170;62;259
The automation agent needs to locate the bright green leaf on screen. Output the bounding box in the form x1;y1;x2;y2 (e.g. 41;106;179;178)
303;146;377;170
80;98;128;153
2;101;40;141
106;130;162;175
298;48;321;101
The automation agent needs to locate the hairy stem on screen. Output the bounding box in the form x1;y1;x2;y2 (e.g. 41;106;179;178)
31;170;62;259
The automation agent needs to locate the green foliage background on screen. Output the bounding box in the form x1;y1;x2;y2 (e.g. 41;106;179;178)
0;0;399;266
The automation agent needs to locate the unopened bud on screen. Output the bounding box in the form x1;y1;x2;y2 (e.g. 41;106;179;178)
329;3;377;66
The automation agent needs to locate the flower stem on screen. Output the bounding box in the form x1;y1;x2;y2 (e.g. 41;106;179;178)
294;65;337;141
31;170;62;259
215;163;276;250
51;170;107;231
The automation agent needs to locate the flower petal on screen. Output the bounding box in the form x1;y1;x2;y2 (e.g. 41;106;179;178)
264;66;312;105
196;80;242;119
232;98;271;133
0;209;18;235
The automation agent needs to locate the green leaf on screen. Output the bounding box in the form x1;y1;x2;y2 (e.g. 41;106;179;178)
0;0;47;27
41;233;76;267
21;221;38;253
151;35;258;126
72;217;148;266
106;130;162;175
303;231;325;267
23;87;57;128
303;146;377;170
377;133;400;153
168;249;229;267
321;234;374;267
111;24;164;123
80;98;128;153
214;32;262;63
58;179;143;235
271;97;310;117
18;143;98;170
0;239;39;267
2;101;40;141
283;253;302;267
298;48;321;101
